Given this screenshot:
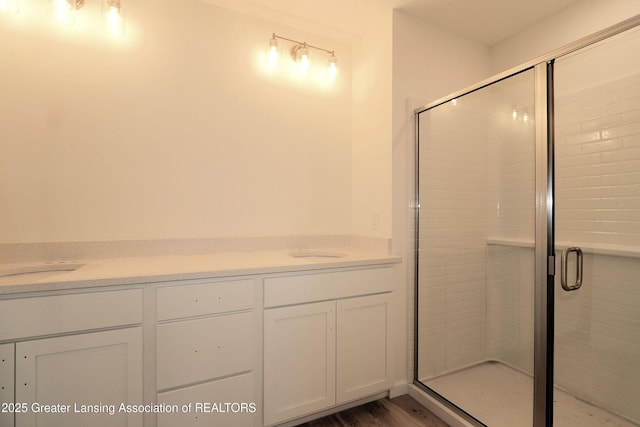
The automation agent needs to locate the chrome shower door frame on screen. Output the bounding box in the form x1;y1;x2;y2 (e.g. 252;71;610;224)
533;60;554;427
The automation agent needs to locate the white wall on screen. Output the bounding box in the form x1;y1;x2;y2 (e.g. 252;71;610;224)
0;0;353;243
491;0;640;74
351;4;393;239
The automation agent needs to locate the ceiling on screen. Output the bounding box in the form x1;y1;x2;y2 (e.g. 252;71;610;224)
393;0;583;45
206;0;584;46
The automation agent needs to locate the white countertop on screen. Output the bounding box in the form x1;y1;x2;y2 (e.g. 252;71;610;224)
0;248;401;295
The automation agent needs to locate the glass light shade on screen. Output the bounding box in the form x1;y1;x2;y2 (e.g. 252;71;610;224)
328;54;337;81
49;0;76;24
299;47;309;75
268;37;279;68
103;0;124;35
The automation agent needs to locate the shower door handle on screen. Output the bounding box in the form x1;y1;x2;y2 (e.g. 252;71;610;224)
561;247;583;291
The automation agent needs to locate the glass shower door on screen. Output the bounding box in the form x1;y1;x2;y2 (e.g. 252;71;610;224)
552;26;640;427
416;69;537;427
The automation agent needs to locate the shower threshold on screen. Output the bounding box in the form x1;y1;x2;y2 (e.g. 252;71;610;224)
421;361;637;427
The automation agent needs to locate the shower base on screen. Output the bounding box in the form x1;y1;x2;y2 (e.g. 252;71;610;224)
422;361;637;427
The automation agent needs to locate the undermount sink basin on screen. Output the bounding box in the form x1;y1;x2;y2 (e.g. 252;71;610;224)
0;262;84;280
288;250;346;259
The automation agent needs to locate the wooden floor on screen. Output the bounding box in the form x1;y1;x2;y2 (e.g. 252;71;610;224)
296;395;450;427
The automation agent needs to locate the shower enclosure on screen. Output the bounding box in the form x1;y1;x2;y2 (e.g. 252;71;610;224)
414;17;640;427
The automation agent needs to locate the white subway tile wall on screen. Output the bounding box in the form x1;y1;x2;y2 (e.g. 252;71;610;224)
485;76;536;376
485;245;534;372
417;97;489;380
556;73;640;248
554;70;640;422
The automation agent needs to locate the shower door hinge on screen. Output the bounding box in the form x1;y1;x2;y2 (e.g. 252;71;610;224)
548;255;556;276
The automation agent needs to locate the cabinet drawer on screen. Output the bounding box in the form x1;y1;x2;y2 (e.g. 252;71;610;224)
264;267;393;307
0;289;142;341
156;312;254;390
157;279;253;321
157;373;256;427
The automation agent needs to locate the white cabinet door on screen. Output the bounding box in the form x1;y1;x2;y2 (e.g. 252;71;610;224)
336;293;391;404
0;343;15;427
15;327;143;427
263;301;336;426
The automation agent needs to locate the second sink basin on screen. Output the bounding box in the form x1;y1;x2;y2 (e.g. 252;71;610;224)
0;262;84;280
288;250;346;259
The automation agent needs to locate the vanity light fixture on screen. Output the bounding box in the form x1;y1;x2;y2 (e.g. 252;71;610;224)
268;33;337;80
47;0;124;34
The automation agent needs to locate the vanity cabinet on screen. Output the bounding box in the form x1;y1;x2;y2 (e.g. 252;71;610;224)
0;343;15;427
0;253;399;427
263;268;392;426
0;289;143;427
155;278;258;427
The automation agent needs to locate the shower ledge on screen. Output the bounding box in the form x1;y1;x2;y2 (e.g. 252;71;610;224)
487;237;640;259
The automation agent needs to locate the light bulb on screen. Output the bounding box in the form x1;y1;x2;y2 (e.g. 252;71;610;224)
328;53;337;82
268;35;279;68
299;46;309;75
103;0;124;35
512;109;517;120
49;0;75;24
